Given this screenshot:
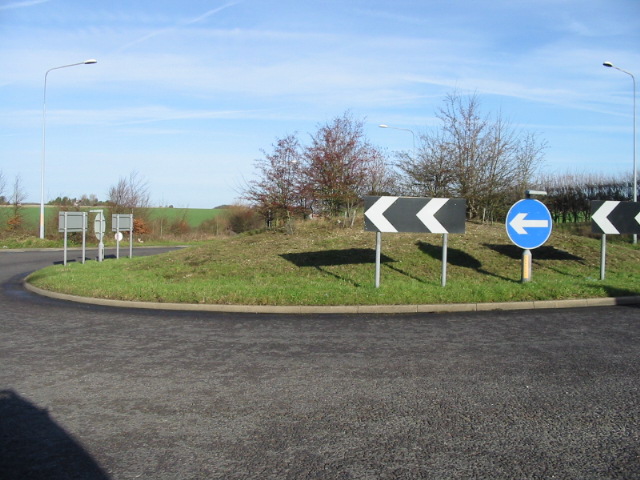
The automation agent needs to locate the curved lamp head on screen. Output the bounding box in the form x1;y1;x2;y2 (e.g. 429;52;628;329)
378;124;389;128
603;61;614;68
84;59;98;64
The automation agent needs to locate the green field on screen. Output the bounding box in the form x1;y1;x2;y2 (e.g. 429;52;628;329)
147;207;225;227
1;205;224;231
26;219;640;307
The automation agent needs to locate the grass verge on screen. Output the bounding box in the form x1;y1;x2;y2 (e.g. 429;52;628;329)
26;221;640;306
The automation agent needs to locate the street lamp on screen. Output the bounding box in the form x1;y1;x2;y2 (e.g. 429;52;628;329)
378;124;416;151
40;59;97;239
603;61;636;243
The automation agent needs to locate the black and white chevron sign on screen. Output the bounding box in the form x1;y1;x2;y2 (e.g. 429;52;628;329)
591;200;640;234
364;196;466;233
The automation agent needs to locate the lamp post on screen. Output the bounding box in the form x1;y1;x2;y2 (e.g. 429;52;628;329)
40;59;97;239
378;124;416;151
603;61;636;244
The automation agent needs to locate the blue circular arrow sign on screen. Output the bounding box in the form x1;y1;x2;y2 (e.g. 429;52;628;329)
506;199;552;249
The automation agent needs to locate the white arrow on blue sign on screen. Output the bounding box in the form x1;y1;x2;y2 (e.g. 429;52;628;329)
506;199;552;249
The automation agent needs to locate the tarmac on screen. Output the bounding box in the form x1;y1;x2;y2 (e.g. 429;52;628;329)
4;248;640;479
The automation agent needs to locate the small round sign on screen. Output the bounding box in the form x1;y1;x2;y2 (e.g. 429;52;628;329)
506;199;552;249
115;231;124;242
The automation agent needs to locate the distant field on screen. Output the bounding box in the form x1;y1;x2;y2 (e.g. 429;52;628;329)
1;205;224;231
147;207;224;228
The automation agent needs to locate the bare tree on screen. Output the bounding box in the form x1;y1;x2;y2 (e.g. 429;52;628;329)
6;175;27;230
107;171;150;212
397;93;546;221
396;132;455;197
10;175;26;212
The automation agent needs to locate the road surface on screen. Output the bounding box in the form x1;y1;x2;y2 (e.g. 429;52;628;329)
1;248;639;479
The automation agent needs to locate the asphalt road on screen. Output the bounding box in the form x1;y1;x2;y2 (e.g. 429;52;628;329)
1;248;639;479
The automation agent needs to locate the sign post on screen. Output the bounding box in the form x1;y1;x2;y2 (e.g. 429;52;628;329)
591;201;640;279
58;211;88;265
506;199;553;282
91;209;105;262
364;196;466;287
112;213;134;259
375;231;382;288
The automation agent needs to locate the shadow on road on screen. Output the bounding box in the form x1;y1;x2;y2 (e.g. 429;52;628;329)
0;390;110;480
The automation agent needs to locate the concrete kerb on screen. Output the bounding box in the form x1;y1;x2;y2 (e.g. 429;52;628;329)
22;281;640;315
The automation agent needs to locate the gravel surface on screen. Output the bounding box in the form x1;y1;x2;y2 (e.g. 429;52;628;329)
1;249;639;479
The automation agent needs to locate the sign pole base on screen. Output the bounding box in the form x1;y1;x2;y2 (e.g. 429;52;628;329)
521;249;532;283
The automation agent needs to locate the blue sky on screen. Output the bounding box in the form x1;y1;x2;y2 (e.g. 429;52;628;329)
1;0;639;208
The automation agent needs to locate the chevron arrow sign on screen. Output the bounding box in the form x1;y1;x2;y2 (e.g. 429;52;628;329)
591;201;640;235
364;196;466;233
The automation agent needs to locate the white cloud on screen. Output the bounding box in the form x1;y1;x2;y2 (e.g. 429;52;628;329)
0;0;49;10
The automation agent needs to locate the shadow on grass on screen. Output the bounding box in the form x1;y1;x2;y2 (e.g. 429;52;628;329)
483;243;587;277
281;248;392;267
0;390;110;479
416;241;516;283
483;244;585;262
281;248;396;287
604;286;640;299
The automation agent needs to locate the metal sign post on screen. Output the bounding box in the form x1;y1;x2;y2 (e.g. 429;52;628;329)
441;233;448;287
91;210;105;262
112;213;134;259
375;232;382;288
63;213;67;266
364;196;466;288
58;211;88;266
116;214;120;259
591;201;640;279
600;234;607;280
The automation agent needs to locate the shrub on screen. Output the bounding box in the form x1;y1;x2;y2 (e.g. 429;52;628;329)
133;218;151;235
170;219;191;235
226;206;263;234
6;215;22;231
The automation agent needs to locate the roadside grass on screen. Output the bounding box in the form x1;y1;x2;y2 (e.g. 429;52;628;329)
26;219;640;306
0;235;62;249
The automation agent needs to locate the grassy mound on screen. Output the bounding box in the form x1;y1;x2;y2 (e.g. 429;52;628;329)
26;220;640;306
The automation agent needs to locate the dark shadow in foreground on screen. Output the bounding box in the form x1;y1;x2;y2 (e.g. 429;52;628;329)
0;390;110;480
